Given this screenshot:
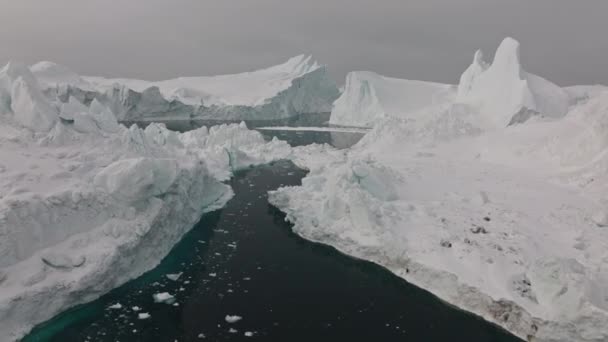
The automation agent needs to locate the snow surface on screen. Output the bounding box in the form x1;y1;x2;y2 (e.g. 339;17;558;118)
272;39;608;342
31;55;340;121
0;61;298;341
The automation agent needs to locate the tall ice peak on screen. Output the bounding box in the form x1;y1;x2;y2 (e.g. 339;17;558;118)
492;37;523;77
457;37;568;126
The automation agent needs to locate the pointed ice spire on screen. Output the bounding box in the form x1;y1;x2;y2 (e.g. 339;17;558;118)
457;49;489;99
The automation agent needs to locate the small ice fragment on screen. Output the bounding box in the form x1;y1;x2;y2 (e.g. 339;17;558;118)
197;333;206;339
132;306;141;311
166;272;183;281
225;315;242;323
108;303;122;309
153;292;176;304
209;273;217;277
244;331;254;337
138;313;151;320
229;328;238;334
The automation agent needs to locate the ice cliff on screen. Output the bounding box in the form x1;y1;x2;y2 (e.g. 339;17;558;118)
32;55;340;121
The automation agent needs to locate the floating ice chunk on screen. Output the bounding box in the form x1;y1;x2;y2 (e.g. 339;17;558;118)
166;272;183;281
138;313;151;320
153;292;176;304
225;315;242;323
132;306;141;311
244;331;254;337
108;303;122;310
228;328;238;333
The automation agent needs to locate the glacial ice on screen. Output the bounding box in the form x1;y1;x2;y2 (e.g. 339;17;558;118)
31;55;340;121
273;38;608;342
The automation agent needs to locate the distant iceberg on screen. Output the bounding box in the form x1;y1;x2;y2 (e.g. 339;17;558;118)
31;55;340;121
330;37;578;129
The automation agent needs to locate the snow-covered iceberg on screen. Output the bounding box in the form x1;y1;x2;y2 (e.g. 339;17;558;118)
31;55;340;121
330;37;575;129
273;38;608;342
0;62;294;341
329;71;453;128
457;37;570;127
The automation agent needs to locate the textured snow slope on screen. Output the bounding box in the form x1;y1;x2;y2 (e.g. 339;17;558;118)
32;55;340;121
331;38;574;129
0;62;294;341
273;39;608;342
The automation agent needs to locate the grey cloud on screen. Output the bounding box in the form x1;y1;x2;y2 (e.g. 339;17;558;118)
0;0;606;85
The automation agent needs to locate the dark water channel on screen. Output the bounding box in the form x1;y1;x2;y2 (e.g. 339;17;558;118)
24;118;522;342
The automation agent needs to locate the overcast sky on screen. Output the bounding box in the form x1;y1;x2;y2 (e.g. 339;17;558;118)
1;0;607;86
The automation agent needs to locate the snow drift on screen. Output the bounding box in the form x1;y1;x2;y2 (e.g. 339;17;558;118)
32;55;340;121
0;61;294;341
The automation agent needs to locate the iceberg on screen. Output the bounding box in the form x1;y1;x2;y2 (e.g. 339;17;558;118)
458;37;570;127
31;55;340;121
274;38;608;342
329;71;453;128
0;61;294;341
330;37;575;130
